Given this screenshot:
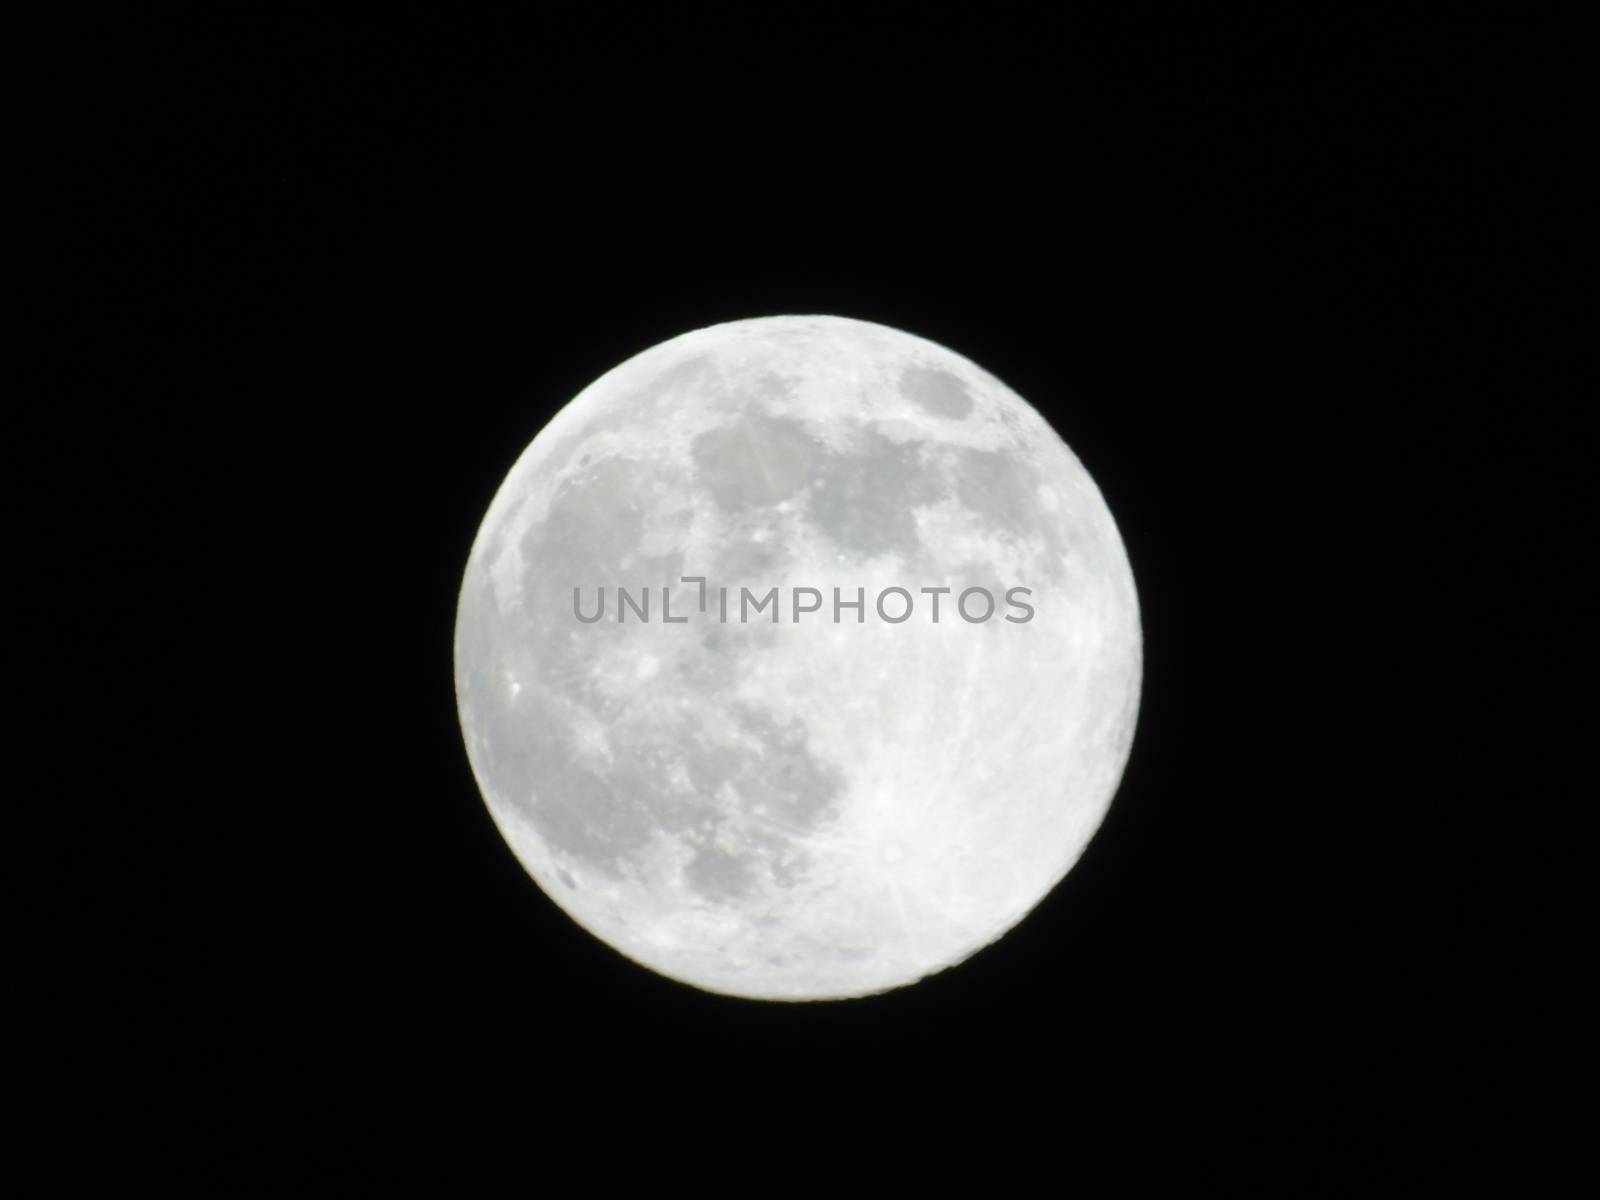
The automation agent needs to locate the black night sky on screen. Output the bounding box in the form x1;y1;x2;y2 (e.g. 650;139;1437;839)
19;10;1583;1190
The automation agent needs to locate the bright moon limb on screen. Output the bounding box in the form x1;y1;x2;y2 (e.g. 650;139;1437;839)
453;315;1141;1000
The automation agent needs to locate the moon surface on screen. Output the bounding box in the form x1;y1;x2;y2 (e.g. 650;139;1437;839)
454;315;1141;1000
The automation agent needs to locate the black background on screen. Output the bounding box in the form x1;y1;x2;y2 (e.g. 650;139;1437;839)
20;9;1584;1190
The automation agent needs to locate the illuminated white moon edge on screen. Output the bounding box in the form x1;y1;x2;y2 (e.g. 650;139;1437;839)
454;315;1142;1000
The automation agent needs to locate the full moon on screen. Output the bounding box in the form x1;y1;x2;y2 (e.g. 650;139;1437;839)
454;315;1141;1000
